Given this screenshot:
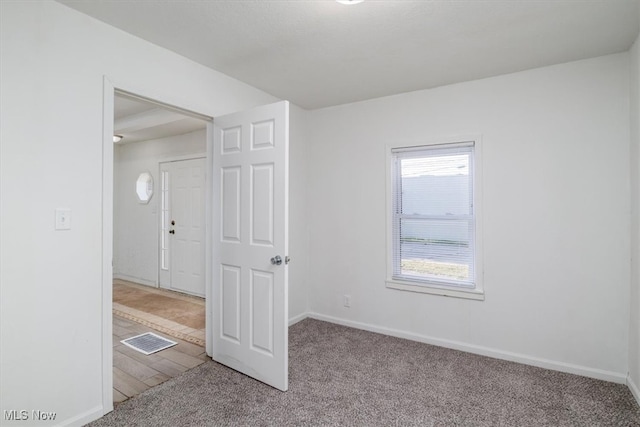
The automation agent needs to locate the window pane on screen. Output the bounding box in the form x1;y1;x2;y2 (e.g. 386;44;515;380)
398;218;472;283
391;142;476;290
400;154;470;216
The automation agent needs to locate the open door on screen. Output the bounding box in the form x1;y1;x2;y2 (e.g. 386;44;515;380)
212;101;289;391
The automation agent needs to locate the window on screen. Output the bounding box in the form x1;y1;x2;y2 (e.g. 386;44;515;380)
387;139;483;299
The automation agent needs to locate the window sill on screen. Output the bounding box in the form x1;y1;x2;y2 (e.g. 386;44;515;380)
386;279;485;301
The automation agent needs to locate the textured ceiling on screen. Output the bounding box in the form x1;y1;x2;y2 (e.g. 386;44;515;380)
60;0;639;110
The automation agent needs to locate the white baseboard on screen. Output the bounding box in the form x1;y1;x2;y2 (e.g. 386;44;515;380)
56;405;103;427
307;312;627;384
113;274;157;288
628;375;640;407
288;312;308;326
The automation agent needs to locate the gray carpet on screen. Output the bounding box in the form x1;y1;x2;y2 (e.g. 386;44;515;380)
90;319;640;426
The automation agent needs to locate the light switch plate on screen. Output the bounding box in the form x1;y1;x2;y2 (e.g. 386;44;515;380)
55;208;71;230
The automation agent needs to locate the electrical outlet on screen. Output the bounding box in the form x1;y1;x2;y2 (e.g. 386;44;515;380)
343;295;351;308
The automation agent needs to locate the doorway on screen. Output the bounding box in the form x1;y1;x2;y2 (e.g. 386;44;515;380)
102;79;290;415
111;92;210;404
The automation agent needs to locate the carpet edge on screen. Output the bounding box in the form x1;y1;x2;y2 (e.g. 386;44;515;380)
308;312;627;384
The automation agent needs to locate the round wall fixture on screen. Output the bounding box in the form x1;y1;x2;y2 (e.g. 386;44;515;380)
136;172;154;204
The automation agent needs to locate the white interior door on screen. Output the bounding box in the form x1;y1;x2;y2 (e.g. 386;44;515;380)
212;101;289;391
159;158;206;297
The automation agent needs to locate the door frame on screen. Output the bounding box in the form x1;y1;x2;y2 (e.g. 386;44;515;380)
158;155;206;295
101;77;214;414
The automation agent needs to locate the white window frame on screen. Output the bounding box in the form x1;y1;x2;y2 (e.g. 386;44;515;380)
386;135;484;300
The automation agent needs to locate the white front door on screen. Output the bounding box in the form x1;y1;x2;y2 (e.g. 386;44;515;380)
159;158;206;297
212;101;289;391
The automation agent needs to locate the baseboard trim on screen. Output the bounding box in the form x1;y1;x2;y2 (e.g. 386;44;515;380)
307;312;627;384
628;375;640;407
56;405;103;427
288;312;308;326
113;274;157;288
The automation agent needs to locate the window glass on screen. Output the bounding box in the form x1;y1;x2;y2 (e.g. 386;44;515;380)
391;143;475;289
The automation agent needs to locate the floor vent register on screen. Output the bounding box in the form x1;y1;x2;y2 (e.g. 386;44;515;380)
121;332;177;355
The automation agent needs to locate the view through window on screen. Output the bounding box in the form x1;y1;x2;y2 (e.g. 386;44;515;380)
391;142;476;289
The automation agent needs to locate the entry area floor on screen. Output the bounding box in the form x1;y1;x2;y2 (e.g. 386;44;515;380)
113;279;205;346
112;280;208;404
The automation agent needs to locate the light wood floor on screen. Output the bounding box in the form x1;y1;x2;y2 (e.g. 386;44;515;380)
112;315;209;404
112;280;208;403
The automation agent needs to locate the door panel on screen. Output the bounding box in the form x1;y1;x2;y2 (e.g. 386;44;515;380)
221;265;241;342
251;164;274;245
221;167;241;242
250;269;274;354
212;101;289;391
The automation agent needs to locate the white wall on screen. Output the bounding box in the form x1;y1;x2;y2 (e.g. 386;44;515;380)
288;105;310;322
629;34;640;401
113;130;206;287
306;53;631;382
0;1;278;425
